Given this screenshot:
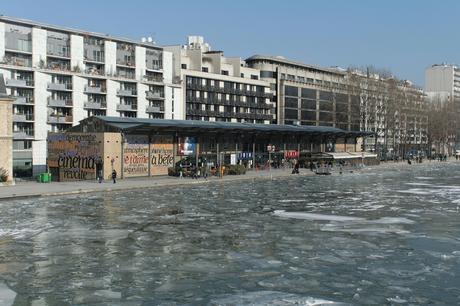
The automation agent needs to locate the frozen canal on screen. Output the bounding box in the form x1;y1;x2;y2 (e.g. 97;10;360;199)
1;163;460;305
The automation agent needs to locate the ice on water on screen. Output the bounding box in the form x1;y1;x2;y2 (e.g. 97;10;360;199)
0;162;460;304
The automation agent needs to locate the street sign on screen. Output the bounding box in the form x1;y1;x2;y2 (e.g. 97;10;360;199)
267;145;275;152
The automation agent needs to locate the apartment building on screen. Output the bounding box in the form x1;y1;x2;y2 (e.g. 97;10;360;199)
246;55;428;158
164;37;275;124
245;55;359;130
0;16;181;176
425;64;460;152
425;64;460;102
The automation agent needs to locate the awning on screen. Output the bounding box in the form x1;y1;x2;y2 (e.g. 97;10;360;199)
326;152;378;160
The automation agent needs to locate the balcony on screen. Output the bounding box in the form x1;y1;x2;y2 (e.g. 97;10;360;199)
46;62;71;72
48;115;73;124
146;91;165;99
84;85;106;94
13;96;34;105
146;106;165;113
146;65;163;71
84;101;107;109
2;56;32;67
47;82;72;91
116;60;135;68
48;98;73;108
47;49;70;59
85;67;104;76
13;113;34;122
143;75;164;83
6;78;34;87
13;131;34;140
84;55;105;64
117;89;137;97
117;104;137;111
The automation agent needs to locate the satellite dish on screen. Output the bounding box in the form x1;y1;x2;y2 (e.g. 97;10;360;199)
141;37;147;43
147;37;153;43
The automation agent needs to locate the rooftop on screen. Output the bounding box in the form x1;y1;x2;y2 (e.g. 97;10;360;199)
0;15;162;51
71;116;372;137
245;55;346;76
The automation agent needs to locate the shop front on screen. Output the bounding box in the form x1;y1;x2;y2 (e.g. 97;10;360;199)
47;116;374;181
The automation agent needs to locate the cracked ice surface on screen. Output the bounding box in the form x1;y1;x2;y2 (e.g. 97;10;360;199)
0;163;460;305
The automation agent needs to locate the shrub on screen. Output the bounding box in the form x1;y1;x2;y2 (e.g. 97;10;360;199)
224;164;246;175
0;168;8;182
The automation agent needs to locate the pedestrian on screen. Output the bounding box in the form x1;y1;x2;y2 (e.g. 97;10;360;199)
202;163;208;180
293;161;300;174
192;164;198;179
111;169;117;184
95;158;103;183
98;168;103;183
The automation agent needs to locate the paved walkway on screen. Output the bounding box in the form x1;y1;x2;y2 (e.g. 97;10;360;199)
0;168;314;200
1;159;455;200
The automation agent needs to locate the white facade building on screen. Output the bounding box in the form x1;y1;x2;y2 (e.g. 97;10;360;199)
425;64;460;152
164;37;275;123
425;64;460;103
0;16;181;176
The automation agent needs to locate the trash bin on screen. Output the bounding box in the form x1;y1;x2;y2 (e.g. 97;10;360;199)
37;173;51;183
42;173;51;183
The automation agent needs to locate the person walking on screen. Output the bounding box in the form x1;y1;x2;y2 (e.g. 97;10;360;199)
111;169;117;184
202;163;208;180
96;159;103;183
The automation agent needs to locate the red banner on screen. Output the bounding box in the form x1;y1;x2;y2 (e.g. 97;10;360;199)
284;150;299;159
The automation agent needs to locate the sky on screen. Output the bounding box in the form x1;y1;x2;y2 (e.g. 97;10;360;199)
2;0;460;86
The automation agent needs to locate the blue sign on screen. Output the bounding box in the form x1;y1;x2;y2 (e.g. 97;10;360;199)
238;152;253;160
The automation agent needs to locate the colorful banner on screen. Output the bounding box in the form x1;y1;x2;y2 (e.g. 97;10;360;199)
123;135;149;177
47;133;103;181
150;135;174;176
284;150;299;159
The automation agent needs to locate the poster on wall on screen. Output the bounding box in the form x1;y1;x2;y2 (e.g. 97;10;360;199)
47;133;103;181
177;137;196;155
326;140;335;152
230;154;237;165
150;135;174;176
123;135;149;177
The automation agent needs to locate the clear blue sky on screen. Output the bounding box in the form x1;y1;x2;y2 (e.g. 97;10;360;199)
2;0;459;86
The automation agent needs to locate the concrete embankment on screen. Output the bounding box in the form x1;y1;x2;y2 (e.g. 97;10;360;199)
0;160;455;200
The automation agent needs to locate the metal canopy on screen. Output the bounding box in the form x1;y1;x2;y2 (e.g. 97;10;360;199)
90;116;373;138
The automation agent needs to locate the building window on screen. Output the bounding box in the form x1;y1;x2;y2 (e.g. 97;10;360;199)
181;64;187;69
221;70;229;76
241;73;244;78
285;86;298;97
202;67;208;72
260;71;276;78
251;75;259;80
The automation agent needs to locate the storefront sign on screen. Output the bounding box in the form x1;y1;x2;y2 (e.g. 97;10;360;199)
238;152;253;160
123;135;149;177
47;133;102;181
284;150;299;159
150;135;174;176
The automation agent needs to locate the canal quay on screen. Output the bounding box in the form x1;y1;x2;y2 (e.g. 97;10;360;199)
1;161;459;305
